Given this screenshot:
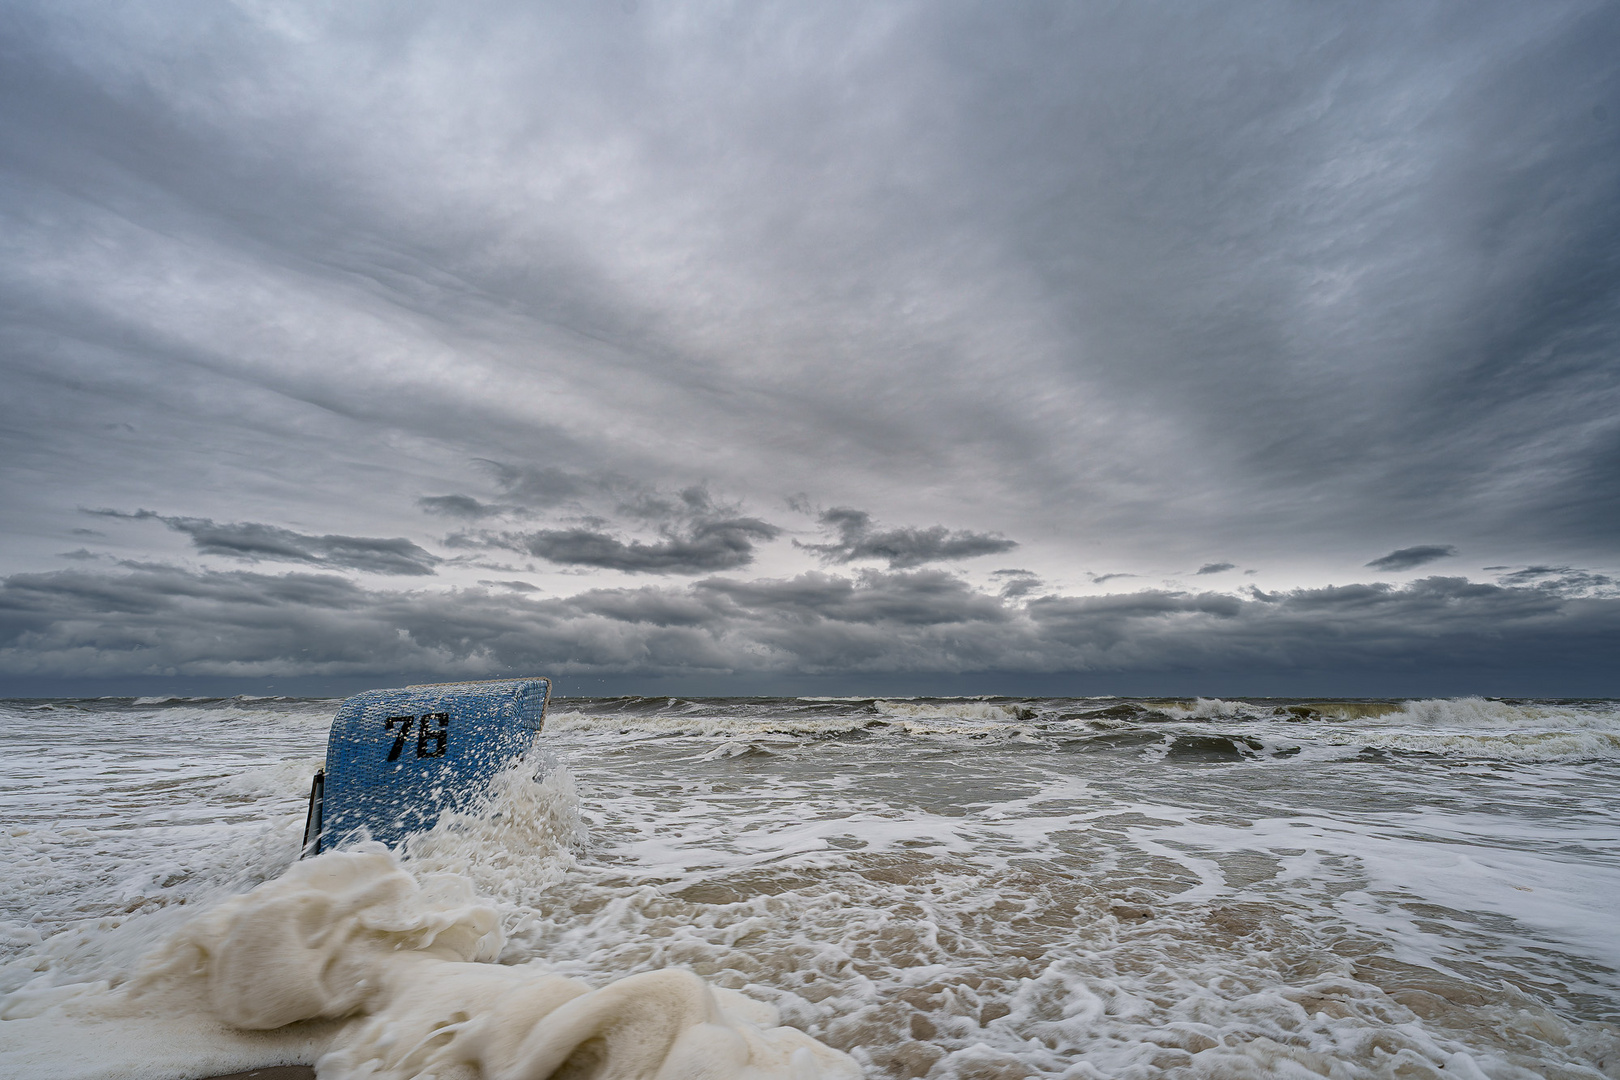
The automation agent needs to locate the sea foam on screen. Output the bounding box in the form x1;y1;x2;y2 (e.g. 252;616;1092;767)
0;847;858;1080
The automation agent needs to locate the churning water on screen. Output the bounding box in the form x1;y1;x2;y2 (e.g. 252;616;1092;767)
1;694;1617;1079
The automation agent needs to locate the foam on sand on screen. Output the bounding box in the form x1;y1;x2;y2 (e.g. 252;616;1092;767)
0;849;859;1080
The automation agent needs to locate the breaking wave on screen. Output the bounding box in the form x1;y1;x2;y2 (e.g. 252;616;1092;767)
541;695;1620;762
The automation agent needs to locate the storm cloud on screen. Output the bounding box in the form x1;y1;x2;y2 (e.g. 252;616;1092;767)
992;569;1044;599
1367;546;1458;572
2;1;1617;692
418;495;502;521
800;509;1018;569
1491;565;1616;593
474;517;782;574
93;511;442;576
2;564;1615;696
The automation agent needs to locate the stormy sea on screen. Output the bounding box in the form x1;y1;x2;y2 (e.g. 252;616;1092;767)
1;694;1616;1079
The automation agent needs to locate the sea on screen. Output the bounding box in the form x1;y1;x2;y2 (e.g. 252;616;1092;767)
0;694;1617;1080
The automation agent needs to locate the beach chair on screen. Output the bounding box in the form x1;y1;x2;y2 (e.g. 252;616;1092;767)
302;677;551;855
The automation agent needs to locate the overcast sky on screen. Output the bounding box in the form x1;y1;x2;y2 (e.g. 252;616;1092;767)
3;0;1617;696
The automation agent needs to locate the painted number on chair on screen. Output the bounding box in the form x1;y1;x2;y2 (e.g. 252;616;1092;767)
384;713;450;761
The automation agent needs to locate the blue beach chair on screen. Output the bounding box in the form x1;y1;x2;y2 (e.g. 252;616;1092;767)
302;677;551;855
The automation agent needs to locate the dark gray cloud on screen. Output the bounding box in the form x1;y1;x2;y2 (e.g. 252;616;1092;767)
1491;565;1616;595
418;495;502;520
466;464;725;523
2;565;1615;694
1367;545;1458;572
437;474;787;573
700;569;1008;629
991;569;1043;599
466;517;781;574
799;508;1017;569
94;510;441;576
1196;563;1235;576
478;579;539;592
1018;577;1620;683
478;464;603;510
